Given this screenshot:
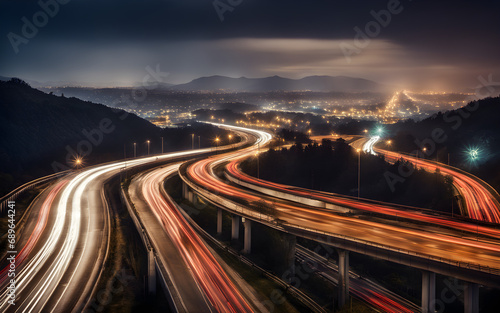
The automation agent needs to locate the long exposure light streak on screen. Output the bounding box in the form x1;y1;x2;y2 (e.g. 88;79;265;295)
140;164;252;313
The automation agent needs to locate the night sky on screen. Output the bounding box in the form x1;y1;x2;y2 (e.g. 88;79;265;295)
1;0;499;90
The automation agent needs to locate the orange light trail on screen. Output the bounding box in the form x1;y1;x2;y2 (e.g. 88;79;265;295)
141;165;253;313
0;180;68;285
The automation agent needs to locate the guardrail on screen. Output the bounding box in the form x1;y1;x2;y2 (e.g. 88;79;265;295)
174;190;327;313
179;162;500;281
225;162;500;229
376;147;500;209
120;186;182;313
0;170;70;216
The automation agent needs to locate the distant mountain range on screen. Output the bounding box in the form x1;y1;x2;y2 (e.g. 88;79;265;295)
169;75;383;92
1;75;382;92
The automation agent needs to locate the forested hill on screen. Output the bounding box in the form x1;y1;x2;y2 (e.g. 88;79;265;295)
389;96;500;190
0;79;227;195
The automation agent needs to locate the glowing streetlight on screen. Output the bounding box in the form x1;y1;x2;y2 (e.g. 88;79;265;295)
469;148;480;160
375;126;385;136
214;137;220;153
73;156;83;169
146;140;150;155
386;140;392;146
465;147;482;164
191;133;195;150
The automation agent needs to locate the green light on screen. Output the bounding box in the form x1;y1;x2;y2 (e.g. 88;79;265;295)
375;126;385;136
469;149;480;160
464;146;483;164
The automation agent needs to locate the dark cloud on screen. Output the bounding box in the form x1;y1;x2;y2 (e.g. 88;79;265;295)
1;0;499;89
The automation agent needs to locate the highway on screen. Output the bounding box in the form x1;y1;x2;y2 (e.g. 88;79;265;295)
380;148;500;223
0;148;217;313
296;245;420;313
181;125;500;283
3;123;499;312
358;135;500;223
0;180;68;287
129;163;254;313
225;157;500;241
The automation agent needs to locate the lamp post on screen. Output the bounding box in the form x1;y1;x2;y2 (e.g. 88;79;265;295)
147;140;150;155
256;152;260;180
133;142;136;158
357;148;361;199
161;137;164;154
191;134;195;150
75;157;82;170
198;136;201;149
215;137;220;154
228;134;233;148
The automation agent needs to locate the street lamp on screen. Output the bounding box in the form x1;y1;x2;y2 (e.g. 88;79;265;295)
255;152;260;180
215;137;220;153
198;135;201;149
468;148;480;161
73;156;83;170
146;140;150;155
133;142;136;158
256;143;261;180
375;126;384;136
356;148;361;199
191;134;195;150
161;137;164;154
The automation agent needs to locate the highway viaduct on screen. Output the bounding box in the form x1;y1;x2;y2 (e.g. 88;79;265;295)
179;162;500;313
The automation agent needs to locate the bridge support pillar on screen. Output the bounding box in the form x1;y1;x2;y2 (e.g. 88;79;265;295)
421;271;435;313
243;218;252;254
217;208;223;234
182;182;189;200
464;282;479;313
231;215;240;240
148;249;156;296
337;249;349;308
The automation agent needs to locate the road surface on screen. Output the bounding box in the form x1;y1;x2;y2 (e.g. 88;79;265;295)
129;163;254;312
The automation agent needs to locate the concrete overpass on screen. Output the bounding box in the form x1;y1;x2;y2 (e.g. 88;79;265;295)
179;159;500;313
